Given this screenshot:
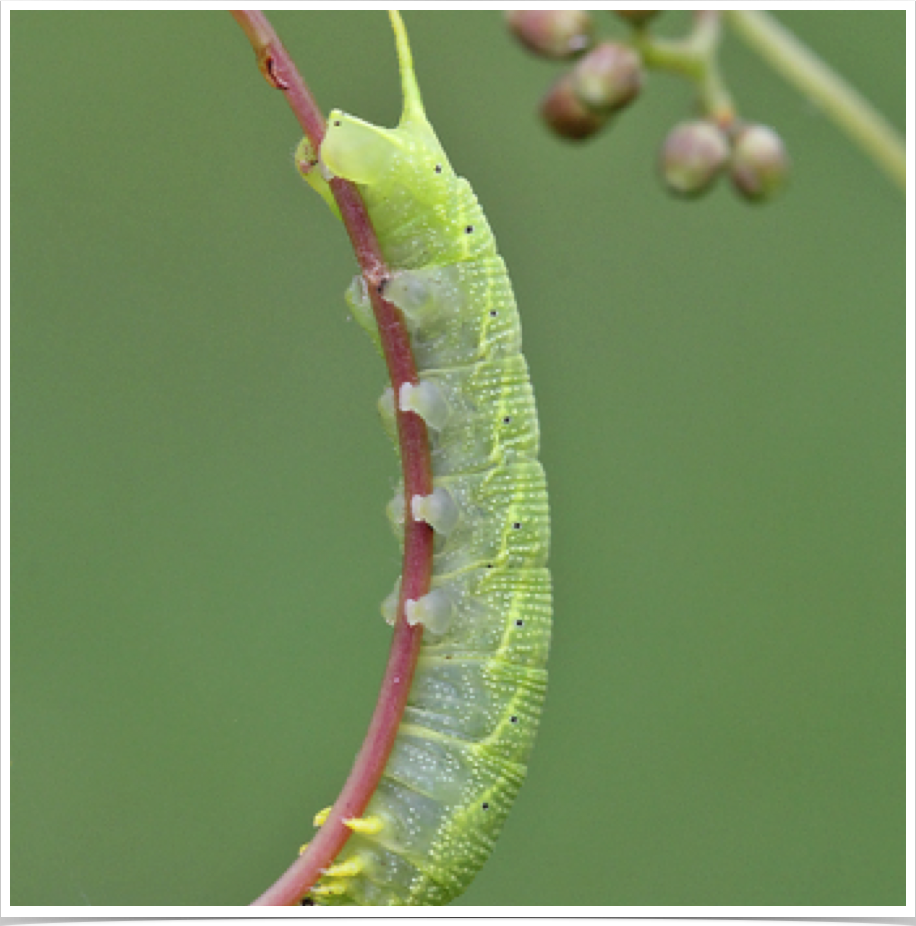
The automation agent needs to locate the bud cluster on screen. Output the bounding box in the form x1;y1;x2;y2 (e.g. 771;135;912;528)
659;120;789;201
504;10;594;60
506;9;790;204
506;11;647;142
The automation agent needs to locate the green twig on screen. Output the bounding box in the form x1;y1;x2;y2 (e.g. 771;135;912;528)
633;12;736;126
725;10;905;192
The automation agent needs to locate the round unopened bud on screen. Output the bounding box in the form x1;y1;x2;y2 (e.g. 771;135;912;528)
571;42;643;113
615;11;660;27
505;10;594;59
730;123;789;201
659;120;730;197
541;72;609;141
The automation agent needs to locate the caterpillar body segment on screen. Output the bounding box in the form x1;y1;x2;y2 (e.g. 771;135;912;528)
379;357;540;476
387;258;522;369
301;11;551;905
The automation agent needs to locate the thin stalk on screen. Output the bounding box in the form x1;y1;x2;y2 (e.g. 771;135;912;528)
633;11;736;126
230;10;434;907
725;10;905;191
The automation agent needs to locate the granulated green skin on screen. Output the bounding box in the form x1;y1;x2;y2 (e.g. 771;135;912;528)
300;12;551;906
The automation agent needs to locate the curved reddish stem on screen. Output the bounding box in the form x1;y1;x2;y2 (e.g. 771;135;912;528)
231;11;434;906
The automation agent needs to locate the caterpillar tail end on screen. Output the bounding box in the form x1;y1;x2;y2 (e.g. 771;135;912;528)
301;814;381;904
388;10;426;125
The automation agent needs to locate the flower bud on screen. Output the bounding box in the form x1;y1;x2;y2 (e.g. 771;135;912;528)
615;11;660;27
541;72;609;141
571;41;643;113
659;120;730;197
505;10;594;59
730;123;789;201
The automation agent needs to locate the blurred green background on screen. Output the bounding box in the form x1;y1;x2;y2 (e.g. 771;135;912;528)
12;11;904;907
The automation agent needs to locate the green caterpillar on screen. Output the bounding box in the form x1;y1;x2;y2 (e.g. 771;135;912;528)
296;12;550;905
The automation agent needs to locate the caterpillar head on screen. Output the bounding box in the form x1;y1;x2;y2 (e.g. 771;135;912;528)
306;12;455;215
320;108;453;202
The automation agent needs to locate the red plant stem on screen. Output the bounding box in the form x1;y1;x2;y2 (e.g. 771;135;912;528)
231;11;434;906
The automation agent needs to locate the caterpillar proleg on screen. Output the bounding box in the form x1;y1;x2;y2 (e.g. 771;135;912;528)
297;12;551;905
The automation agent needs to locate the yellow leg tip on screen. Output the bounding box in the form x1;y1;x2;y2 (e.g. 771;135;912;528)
298;842;309;855
310;882;347;898
344;814;384;835
313;806;332;827
322;858;363;879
